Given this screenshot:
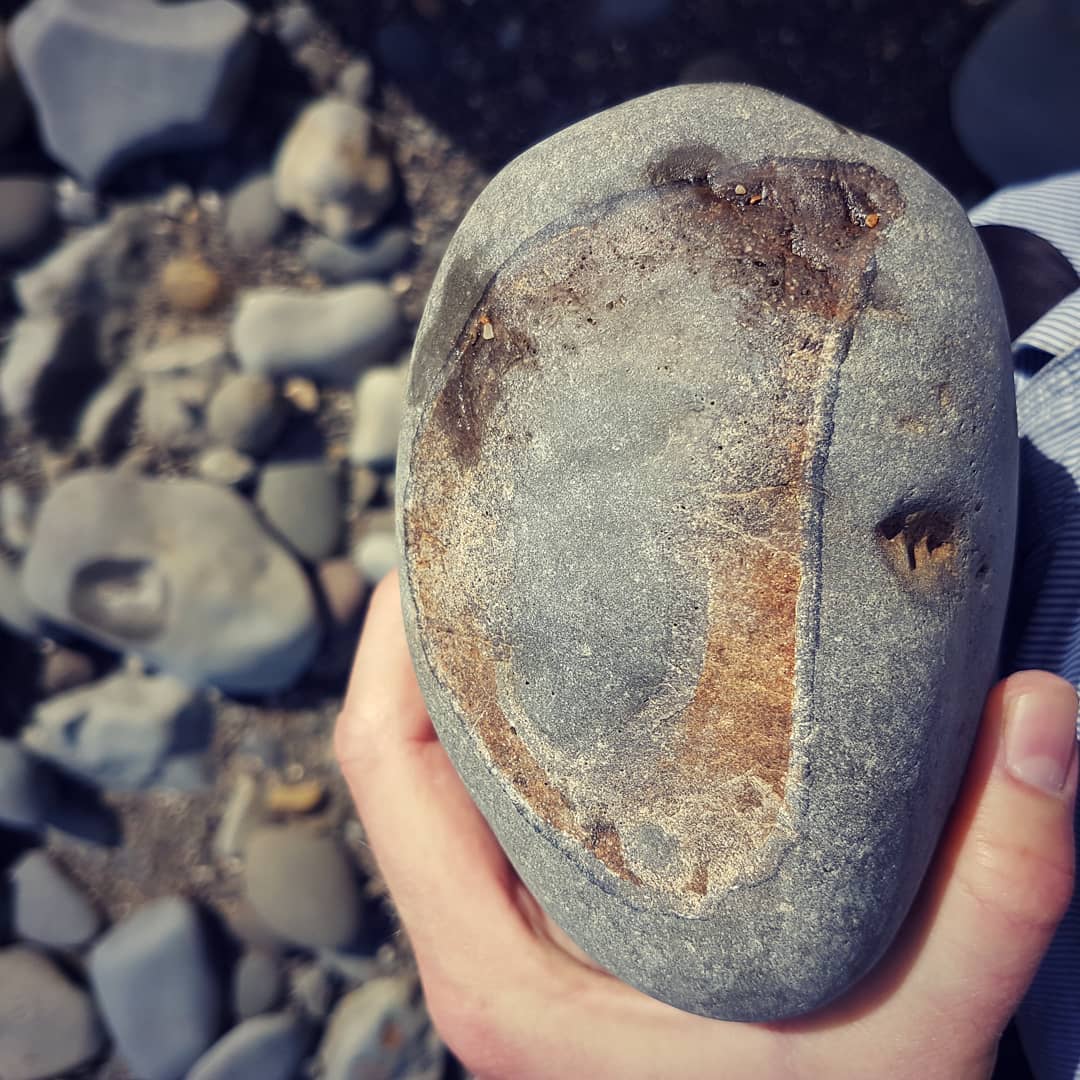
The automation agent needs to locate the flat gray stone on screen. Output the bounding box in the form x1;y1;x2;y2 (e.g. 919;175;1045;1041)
274;99;395;240
0;739;54;832
188;1013;311;1080
318;976;444;1080
232;949;286;1020
350;363;406;467
22;669;212;791
0;947;105;1080
303;226;412;283
207;373;284;456
0;177;55;263
11;851;101;948
398;85;1018;1021
257;459;342;561
244;825;362;949
135;334;227;379
22;470;320;694
89;897;222;1080
10;0;257;185
232;283;401;382
225;173;287;255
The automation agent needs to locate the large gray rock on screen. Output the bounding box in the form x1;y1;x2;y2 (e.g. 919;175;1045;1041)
231;283;401;382
317;976;444;1080
243;825;362;949
0;947;105;1080
89;897;223;1080
187;1013;311;1080
10;0;257;186
274;99;396;240
21;669;212;791
22;470;320;694
397;85;1018;1021
11;851;102;948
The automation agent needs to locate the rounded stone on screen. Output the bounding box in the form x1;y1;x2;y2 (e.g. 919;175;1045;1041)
397;85;1018;1021
196;445;257;488
303;226;412;283
257;459;342;561
188;1013;310;1080
89;897;223;1080
0;178;56;263
232;949;286;1020
0;947;105;1080
274;99;396;240
11;851;102;948
243;825;362;949
225;173;286;256
231;283;401;383
161;254;224;312
207;373;284;456
22;470;320;694
349;363;407;467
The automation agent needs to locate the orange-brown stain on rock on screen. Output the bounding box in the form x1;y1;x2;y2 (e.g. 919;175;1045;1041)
405;158;902;904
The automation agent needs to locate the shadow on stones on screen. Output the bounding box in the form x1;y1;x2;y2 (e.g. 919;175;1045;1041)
0;628;40;739
316;0;999;195
43;772;123;849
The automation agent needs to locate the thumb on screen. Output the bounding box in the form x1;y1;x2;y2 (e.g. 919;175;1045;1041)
903;670;1077;1032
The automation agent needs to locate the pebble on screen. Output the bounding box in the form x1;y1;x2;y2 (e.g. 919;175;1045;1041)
303;225;412;283
22;669;212;791
0;177;56;263
0;481;34;551
244;825;362;949
291;963;337;1021
161;183;194;219
232;949;286;1020
207;373;284;456
11;851;101;948
188;1012;311;1080
160;254;224;313
0;314;94;426
318;976;444;1080
0;947;105;1080
0;25;27;151
55;177;102;226
350;363;407;467
77;375;141;456
257;459;342;561
232;283;400;382
283;375;320;413
89;897;223;1080
213;772;263;862
196;445;257;488
266;777;325;815
317;557;367;628
0;738;54;833
274;99;396;240
337;57;375;103
136;334;227;379
276;1;319;48
224;172;286;255
353;529;398;584
22;470;321;694
0;557;41;638
10;0;258;185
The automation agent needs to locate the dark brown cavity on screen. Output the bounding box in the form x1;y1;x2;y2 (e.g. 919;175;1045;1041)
406;158;903;905
878;508;960;590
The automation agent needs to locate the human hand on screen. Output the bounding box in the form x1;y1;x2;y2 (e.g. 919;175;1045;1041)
336;574;1078;1080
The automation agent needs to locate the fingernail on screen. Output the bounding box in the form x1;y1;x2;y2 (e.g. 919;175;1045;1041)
1004;689;1079;794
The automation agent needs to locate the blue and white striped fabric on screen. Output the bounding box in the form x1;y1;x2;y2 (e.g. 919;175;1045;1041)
970;172;1080;1080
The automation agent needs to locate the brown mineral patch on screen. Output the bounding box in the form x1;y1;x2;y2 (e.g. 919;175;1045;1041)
406;158;903;903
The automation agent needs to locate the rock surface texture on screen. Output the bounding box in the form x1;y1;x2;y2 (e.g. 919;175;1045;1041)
397;84;1018;1021
22;470;319;693
10;0;256;185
